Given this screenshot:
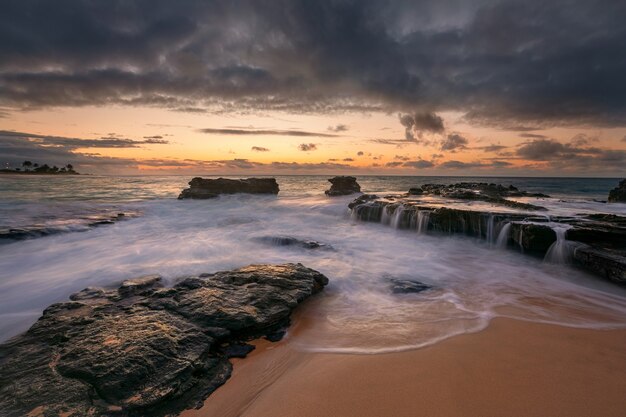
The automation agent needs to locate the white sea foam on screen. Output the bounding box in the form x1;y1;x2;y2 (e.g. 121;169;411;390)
1;191;626;353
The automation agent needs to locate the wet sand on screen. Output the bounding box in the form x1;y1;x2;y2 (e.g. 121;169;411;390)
183;318;626;417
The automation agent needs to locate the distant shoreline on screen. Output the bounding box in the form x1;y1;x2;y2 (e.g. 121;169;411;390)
0;170;80;175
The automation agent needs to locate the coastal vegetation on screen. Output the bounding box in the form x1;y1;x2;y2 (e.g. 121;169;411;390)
0;161;79;175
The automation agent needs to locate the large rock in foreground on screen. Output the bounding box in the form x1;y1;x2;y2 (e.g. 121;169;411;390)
0;263;328;417
608;179;626;203
325;176;361;196
178;177;279;199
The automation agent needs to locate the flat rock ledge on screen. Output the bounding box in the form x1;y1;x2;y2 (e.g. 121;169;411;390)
178;177;279;199
325;176;361;196
350;194;626;284
0;263;328;417
608;179;626;203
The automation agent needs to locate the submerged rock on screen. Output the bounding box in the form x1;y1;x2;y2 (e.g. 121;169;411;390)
252;235;331;250
0;263;328;417
608;179;626;203
178;177;279;199
387;278;432;294
325;176;361;196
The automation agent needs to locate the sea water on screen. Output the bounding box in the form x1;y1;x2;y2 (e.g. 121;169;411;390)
1;175;625;353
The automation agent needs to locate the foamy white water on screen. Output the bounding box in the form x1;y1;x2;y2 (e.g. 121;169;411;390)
1;189;626;353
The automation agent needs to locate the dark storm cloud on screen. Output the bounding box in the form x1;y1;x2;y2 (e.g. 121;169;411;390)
0;130;169;148
199;128;338;137
399;112;445;141
298;143;318;151
3;1;626;127
440;134;468;151
514;138;625;170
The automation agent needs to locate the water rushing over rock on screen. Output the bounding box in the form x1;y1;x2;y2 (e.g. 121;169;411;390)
0;263;328;417
349;192;626;283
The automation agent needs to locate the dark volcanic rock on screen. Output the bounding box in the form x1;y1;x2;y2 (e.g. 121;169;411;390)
325;176;361;196
252;235;332;250
388;278;432;294
0;263;328;417
178;177;279;199
509;223;557;253
573;246;626;283
608;179;626;203
0;211;138;243
417;182;548;210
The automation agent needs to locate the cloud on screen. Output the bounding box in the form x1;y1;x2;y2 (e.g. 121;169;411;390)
2;1;626;127
0;130;169;149
477;144;508;153
328;124;349;132
343;158;354;162
199;128;337;137
251;146;270;152
357;151;364;156
385;161;403;167
403;159;435;168
440;133;468;151
399;112;445;141
394;155;410;161
298;143;318;151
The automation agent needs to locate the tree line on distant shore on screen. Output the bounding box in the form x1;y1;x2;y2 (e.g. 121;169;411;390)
1;160;79;174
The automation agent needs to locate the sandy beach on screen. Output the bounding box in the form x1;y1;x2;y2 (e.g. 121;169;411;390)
184;317;626;417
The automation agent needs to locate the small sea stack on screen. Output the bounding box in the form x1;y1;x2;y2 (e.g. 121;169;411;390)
608;179;626;203
178;177;279;199
325;176;361;196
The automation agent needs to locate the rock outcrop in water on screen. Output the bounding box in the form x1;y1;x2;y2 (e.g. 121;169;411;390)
325;176;361;196
412;182;548;210
178;177;279;199
349;192;626;284
608;179;626;203
0;263;328;417
0;210;139;243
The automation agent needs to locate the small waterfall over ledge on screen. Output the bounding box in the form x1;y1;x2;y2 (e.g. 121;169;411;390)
486;213;495;247
417;211;430;234
544;225;572;264
390;205;405;229
495;223;511;249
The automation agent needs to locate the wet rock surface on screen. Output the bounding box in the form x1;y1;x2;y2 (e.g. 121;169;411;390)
349;190;626;284
178;177;279;199
252;235;332;250
608;179;626;203
0;263;328;417
0;210;139;243
414;182;548;210
325;176;361;196
387;278;433;294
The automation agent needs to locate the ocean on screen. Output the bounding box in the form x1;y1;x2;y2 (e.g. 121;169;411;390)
1;175;626;352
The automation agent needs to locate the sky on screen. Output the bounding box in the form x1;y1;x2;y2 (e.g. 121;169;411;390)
1;0;625;176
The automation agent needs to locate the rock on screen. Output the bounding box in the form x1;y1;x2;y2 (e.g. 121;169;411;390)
325;176;361;196
608;179;626;203
0;263;328;417
347;194;378;209
252;236;332;250
0;210;139;243
573;246;626;283
408;187;423;195
178;177;279;199
387;278;432;294
509;223;557;253
414;182;548;210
